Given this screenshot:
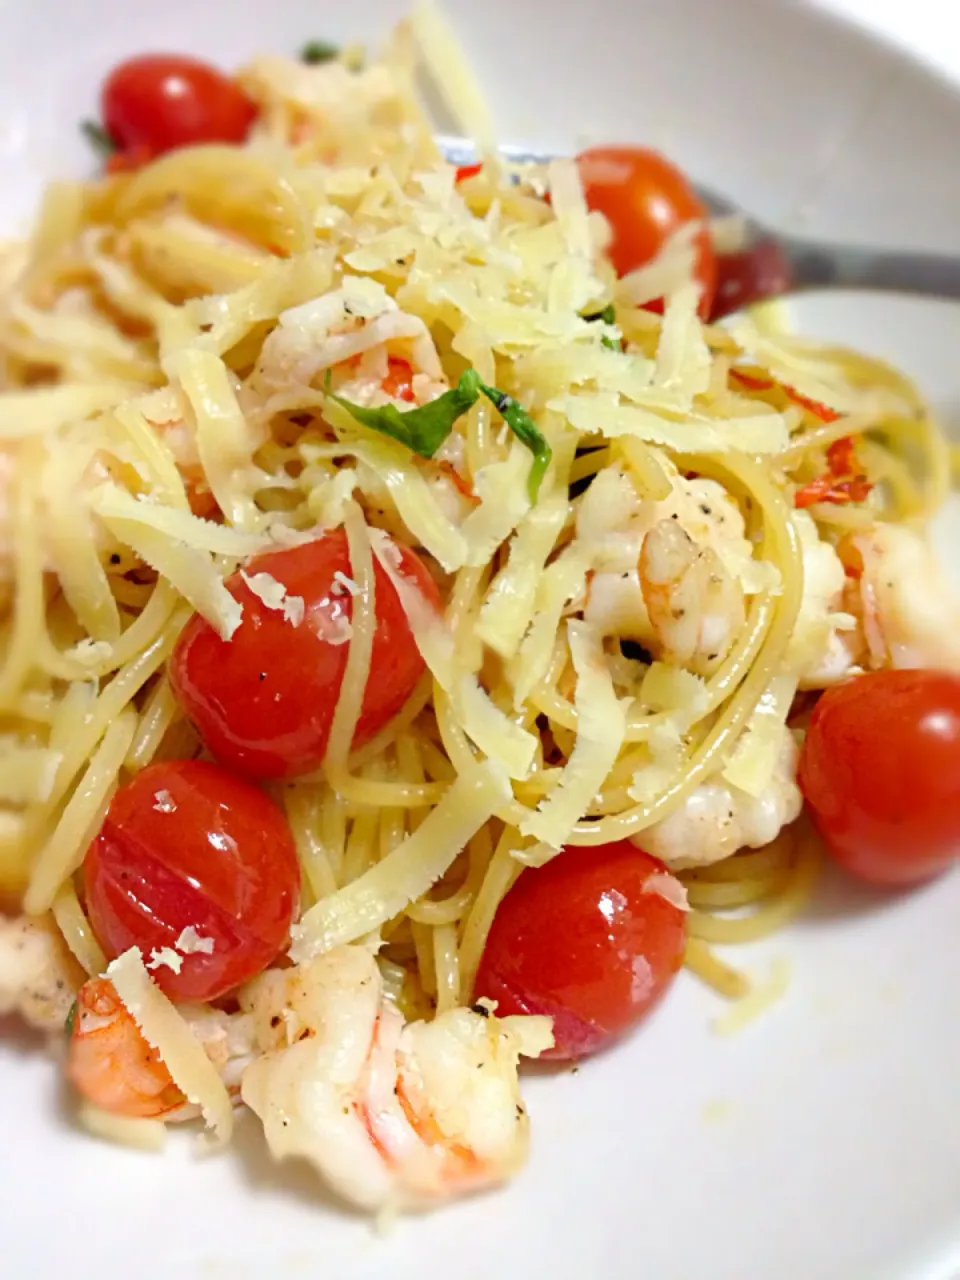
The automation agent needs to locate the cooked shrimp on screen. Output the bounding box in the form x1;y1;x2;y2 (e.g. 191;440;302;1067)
639;519;745;676
67;978;187;1119
842;523;960;671
254;276;448;406
240;944;553;1212
580;463;755;665
639;724;802;869
0;913;84;1032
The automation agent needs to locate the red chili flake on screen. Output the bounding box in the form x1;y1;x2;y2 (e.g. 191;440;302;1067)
782;385;841;423
455;162;483;183
381;356;416;403
794;474;871;510
826;435;857;477
437;459;479;504
730;368;776;393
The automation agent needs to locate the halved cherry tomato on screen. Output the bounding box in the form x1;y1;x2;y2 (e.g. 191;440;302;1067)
102;54;256;158
474;840;686;1059
799;669;960;885
170;529;437;778
577;145;717;319
84;759;300;1002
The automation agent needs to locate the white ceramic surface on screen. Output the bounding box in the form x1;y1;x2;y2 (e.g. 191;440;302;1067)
2;2;960;1277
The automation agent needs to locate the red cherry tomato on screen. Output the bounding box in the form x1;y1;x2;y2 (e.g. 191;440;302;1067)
170;530;437;779
799;668;960;885
577;145;717;320
102;54;256;158
84;759;300;1002
474;841;686;1059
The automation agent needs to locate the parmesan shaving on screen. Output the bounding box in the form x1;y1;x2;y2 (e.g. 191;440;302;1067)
409;1;496;149
106;948;233;1141
91;485;243;641
372;530;537;779
721;674;798;799
240;570;305;626
291;759;508;960
643;872;690;912
147;947;184;975
476;495;568;658
176;926;216;956
519;621;627;848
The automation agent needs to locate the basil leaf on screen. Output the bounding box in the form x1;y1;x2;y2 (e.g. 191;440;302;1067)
80;120;116;158
65;999;78;1037
327;370;481;457
583;303;616;325
300;40;340;64
329;367;551;502
583;303;621;351
474;380;551;502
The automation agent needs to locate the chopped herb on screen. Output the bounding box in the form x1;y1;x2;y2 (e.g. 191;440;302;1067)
328;368;552;502
583;303;616;325
64;999;78;1037
582;303;622;351
80;120;117;158
300;40;340;64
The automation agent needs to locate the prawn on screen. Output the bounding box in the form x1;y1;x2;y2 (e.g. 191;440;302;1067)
580;463;751;671
66;978;187;1120
66;975;257;1121
254;277;448;407
0;913;84;1032
240;944;553;1212
638;519;745;676
841;523;960;672
639;724;802;870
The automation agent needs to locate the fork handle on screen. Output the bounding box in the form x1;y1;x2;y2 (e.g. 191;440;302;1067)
780;234;960;301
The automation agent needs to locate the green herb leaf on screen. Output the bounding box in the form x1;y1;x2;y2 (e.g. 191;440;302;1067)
472;380;551;502
582;303;616;325
65;999;78;1038
300;40;340;64
327;370;481;458
583;303;621;351
328;367;551;502
80;120;117;158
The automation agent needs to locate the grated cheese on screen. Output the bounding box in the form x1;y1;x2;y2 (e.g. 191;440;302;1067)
106;948;233;1141
643;872;690;912
176;926;216;956
240;570;305;627
147;947;183;974
291;759;508;960
519;621;627;849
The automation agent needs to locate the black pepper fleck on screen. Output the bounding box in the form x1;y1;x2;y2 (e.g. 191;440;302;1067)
109;553;121;565
259;672;267;681
470;1003;490;1018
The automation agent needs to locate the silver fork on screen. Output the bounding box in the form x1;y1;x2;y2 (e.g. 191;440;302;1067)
437;135;960;319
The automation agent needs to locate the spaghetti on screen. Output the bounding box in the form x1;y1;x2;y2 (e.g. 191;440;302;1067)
0;5;956;1214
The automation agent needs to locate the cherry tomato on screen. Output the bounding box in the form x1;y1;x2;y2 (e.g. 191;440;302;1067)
170;530;437;779
102;54;256;158
577;145;717;320
84;759;300;1002
474;840;686;1059
799;668;960;885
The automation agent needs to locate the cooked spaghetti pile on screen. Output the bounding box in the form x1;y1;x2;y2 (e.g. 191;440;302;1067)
0;5;954;1212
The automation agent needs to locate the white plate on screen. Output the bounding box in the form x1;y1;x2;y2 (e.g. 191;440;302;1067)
3;2;960;1277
